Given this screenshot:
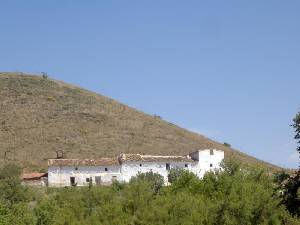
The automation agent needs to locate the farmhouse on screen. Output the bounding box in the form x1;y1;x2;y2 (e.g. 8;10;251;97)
48;149;224;187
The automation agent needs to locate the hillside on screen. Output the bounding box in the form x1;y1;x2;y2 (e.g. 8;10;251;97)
0;72;281;171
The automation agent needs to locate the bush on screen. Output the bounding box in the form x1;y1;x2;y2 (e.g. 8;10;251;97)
130;171;164;194
0;164;30;207
223;142;231;147
167;168;184;183
41;72;48;79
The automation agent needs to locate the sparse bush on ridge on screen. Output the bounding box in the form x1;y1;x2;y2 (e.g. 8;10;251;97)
223;142;231;148
153;114;162;119
41;72;48;79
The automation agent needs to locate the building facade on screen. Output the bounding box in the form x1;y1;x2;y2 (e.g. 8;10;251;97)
48;149;224;187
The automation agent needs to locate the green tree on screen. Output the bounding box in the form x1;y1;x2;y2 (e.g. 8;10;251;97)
276;111;300;217
35;197;58;225
167;168;184;184
130;171;164;194
168;169;199;193
0;164;30;207
204;161;289;225
292;112;300;156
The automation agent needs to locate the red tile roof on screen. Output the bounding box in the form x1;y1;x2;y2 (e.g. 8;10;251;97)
22;173;47;180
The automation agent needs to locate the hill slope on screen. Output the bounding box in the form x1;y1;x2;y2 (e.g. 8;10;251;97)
0;72;280;171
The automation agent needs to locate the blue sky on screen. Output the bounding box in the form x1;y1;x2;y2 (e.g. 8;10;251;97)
0;1;299;168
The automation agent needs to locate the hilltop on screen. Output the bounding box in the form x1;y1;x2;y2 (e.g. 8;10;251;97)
0;72;281;171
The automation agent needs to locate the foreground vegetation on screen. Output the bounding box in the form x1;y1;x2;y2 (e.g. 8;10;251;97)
0;161;299;225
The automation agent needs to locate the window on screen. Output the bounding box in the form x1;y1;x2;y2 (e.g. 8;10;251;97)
86;178;90;182
75;167;78;170
105;168;108;171
210;163;213;167
185;164;188;168
210;150;214;155
167;174;171;183
95;176;101;185
166;163;170;170
70;177;76;186
140;164;142;167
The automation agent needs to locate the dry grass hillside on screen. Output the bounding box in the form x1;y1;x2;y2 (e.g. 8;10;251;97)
0;72;281;171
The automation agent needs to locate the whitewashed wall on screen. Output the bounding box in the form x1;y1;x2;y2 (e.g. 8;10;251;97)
48;165;121;187
121;162;195;183
189;149;224;178
48;150;224;187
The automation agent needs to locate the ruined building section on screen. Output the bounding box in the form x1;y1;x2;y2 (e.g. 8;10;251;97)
119;153;196;183
47;149;224;187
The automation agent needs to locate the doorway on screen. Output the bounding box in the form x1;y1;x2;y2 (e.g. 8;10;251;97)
70;177;76;186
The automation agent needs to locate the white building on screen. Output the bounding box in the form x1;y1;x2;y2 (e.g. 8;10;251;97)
47;149;224;187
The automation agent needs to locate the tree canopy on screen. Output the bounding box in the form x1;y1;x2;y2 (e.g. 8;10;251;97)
292;112;300;157
0;161;299;225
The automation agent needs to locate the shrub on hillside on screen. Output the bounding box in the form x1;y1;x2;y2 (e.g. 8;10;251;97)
41;72;48;79
223;142;231;147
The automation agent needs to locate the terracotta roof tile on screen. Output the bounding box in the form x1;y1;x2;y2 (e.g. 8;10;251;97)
22;173;47;180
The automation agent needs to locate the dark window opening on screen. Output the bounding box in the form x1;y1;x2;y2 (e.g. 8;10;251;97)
70;177;76;186
105;168;108;171
140;164;142;167
166;163;170;170
185;164;188;168
86;178;90;182
210;150;214;155
210;163;213;167
75;167;78;170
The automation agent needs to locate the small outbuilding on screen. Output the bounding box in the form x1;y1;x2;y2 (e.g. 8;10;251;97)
22;172;48;187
